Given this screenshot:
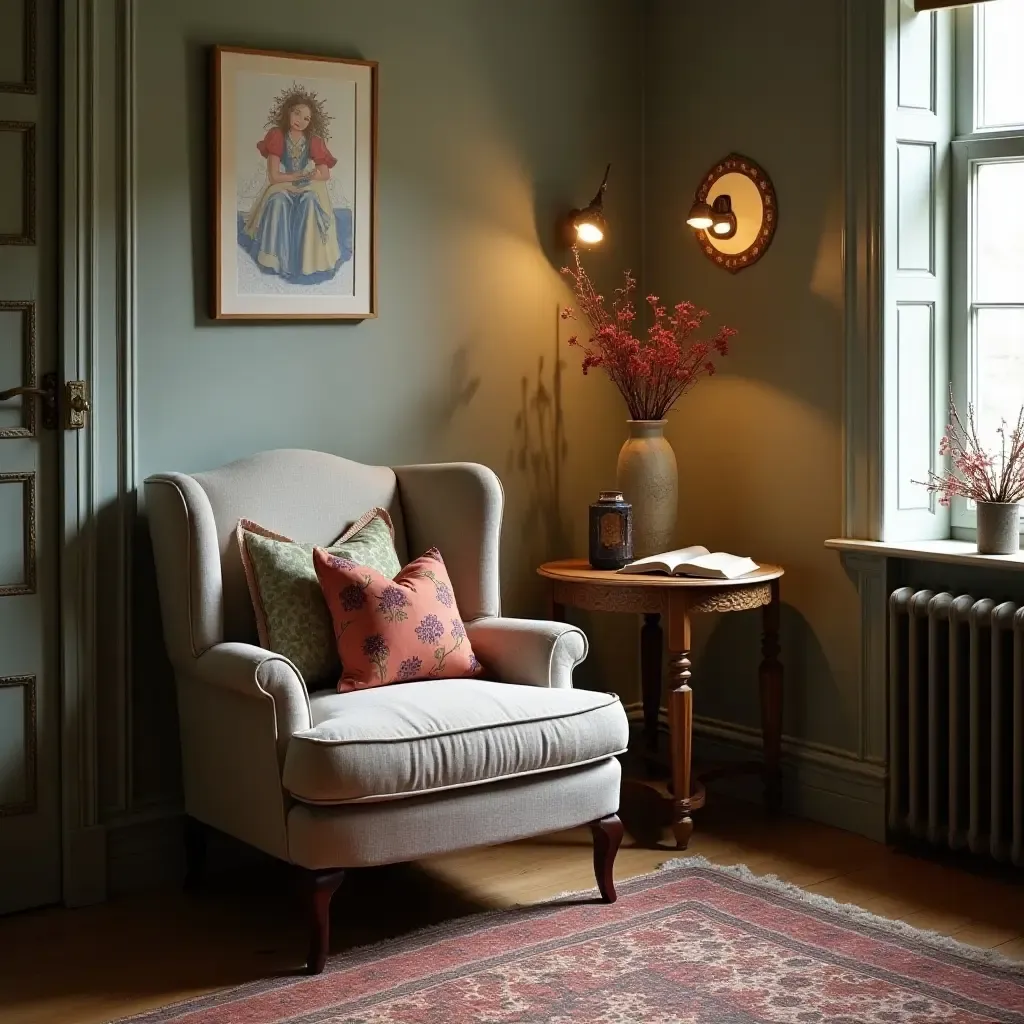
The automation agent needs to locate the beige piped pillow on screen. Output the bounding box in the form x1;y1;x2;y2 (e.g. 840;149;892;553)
237;508;402;687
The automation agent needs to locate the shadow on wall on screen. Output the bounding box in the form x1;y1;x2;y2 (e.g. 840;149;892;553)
507;352;570;564
692;600;843;748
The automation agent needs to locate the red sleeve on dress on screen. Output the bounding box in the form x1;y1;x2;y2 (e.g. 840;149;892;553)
256;128;284;159
309;135;338;168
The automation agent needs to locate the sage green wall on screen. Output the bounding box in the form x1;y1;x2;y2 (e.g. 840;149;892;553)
125;0;643;811
643;0;863;755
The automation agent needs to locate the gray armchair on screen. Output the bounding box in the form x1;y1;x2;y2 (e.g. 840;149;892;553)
144;450;628;973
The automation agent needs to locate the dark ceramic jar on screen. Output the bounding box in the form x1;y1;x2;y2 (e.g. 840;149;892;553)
588;491;633;570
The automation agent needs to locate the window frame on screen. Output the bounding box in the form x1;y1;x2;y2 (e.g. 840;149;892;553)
950;6;1024;537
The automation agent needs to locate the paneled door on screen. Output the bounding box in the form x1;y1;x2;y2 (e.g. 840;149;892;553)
0;0;61;913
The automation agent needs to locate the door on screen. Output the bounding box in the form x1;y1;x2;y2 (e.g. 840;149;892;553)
0;0;60;913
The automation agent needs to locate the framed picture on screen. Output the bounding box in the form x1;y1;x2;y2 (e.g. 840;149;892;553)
212;46;377;320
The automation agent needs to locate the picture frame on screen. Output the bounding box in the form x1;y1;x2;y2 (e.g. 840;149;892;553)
211;46;377;320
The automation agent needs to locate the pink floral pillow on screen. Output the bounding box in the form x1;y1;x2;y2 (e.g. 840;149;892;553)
312;546;483;691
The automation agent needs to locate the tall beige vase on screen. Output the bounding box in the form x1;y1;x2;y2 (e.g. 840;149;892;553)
615;419;678;558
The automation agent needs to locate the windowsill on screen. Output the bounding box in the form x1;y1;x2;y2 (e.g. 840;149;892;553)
824;537;1024;572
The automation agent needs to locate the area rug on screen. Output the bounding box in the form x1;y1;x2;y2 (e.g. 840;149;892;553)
119;857;1024;1023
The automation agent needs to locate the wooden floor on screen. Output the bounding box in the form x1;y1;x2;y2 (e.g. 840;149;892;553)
2;799;1023;1024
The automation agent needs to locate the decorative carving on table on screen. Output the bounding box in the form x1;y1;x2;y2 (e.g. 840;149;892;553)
686;583;772;615
549;581;667;616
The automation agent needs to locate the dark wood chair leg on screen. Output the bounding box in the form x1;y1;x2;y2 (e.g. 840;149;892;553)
183;816;208;891
589;814;624;903
304;868;346;975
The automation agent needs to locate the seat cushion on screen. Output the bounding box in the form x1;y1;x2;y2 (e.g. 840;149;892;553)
283;678;628;805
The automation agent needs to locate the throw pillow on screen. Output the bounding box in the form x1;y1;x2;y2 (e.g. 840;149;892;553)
237;508;402;686
313;545;483;691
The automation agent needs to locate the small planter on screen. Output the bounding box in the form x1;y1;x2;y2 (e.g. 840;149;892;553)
976;501;1021;555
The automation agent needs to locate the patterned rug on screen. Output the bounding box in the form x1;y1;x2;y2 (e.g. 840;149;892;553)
119;857;1024;1023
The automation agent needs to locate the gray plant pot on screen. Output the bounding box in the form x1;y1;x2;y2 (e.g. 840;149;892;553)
976;501;1021;555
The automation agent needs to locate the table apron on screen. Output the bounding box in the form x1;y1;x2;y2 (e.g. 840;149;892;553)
548;579;773;618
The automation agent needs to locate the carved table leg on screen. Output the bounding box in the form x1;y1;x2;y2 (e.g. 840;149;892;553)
640;612;663;764
759;578;783;813
668;598;694;850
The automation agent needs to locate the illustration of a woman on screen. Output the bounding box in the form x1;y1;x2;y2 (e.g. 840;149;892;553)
239;86;349;285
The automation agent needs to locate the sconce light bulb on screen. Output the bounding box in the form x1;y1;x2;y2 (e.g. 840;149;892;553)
575;220;605;245
686;200;714;231
712;222;731;235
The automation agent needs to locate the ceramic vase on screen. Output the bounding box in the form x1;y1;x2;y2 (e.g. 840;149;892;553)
976;501;1021;555
615;419;678;558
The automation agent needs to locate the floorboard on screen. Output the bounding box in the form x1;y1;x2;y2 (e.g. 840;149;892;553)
1;800;1021;1024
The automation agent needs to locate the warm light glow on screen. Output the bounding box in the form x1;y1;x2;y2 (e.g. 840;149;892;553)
712;221;732;235
575;221;604;244
686;200;714;231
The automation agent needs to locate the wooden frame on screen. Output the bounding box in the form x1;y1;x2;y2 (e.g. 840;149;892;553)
0;121;35;245
0;301;36;439
211;46;378;320
0;0;36;95
693;153;777;274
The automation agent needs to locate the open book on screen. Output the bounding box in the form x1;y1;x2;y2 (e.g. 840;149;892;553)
619;545;758;580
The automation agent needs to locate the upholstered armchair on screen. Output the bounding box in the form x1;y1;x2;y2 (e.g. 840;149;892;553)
145;450;628;973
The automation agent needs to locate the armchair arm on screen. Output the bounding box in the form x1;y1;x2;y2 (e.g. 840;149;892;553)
192;642;312;756
466;617;588;689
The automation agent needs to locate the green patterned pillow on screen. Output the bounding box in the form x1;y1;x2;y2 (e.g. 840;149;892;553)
237;508;402;688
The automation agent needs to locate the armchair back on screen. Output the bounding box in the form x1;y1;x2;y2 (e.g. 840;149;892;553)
144;450;504;670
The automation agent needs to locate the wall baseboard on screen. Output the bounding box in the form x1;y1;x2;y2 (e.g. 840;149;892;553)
104;806;276;896
625;704;888;843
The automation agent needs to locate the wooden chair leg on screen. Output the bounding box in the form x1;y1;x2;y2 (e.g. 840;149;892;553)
589;814;624;903
304;868;346;975
183;816;208;892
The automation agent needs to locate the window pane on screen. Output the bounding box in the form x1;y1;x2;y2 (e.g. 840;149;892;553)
978;0;1024;129
976;307;1024;443
975;160;1024;303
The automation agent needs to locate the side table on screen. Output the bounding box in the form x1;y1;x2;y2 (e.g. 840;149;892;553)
537;559;784;849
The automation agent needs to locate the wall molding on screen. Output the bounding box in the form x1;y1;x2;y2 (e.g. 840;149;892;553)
60;0;105;908
60;0;140;905
842;0;886;541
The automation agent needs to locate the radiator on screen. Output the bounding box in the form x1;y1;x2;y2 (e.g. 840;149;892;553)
889;588;1023;865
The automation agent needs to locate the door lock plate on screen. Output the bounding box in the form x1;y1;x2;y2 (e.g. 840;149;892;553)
64;380;89;430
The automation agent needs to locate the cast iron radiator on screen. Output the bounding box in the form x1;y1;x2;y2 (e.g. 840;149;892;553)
889;588;1023;865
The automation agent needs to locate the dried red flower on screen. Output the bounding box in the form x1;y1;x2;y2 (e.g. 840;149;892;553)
561;248;736;420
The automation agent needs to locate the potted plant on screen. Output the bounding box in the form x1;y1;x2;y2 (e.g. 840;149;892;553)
561;248;736;557
918;387;1024;555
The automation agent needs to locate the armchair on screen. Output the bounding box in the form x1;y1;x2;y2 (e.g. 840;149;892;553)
145;450;628;973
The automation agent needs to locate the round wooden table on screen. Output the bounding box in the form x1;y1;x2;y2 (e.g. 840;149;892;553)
537;559;784;850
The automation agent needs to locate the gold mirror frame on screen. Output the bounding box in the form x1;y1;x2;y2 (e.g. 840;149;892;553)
693;154;777;274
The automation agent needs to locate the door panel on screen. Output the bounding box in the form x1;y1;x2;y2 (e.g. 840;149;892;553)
0;0;59;914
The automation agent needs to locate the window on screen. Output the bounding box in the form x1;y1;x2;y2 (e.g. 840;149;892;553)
951;0;1024;534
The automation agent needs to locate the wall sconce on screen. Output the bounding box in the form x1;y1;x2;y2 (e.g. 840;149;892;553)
562;164;610;247
685;154;777;273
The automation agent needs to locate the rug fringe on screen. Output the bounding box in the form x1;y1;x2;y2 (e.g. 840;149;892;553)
656;855;1024;975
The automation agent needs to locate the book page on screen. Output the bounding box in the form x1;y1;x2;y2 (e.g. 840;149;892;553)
619;545;710;573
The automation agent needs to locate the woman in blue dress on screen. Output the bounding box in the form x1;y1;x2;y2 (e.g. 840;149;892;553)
241;87;344;284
